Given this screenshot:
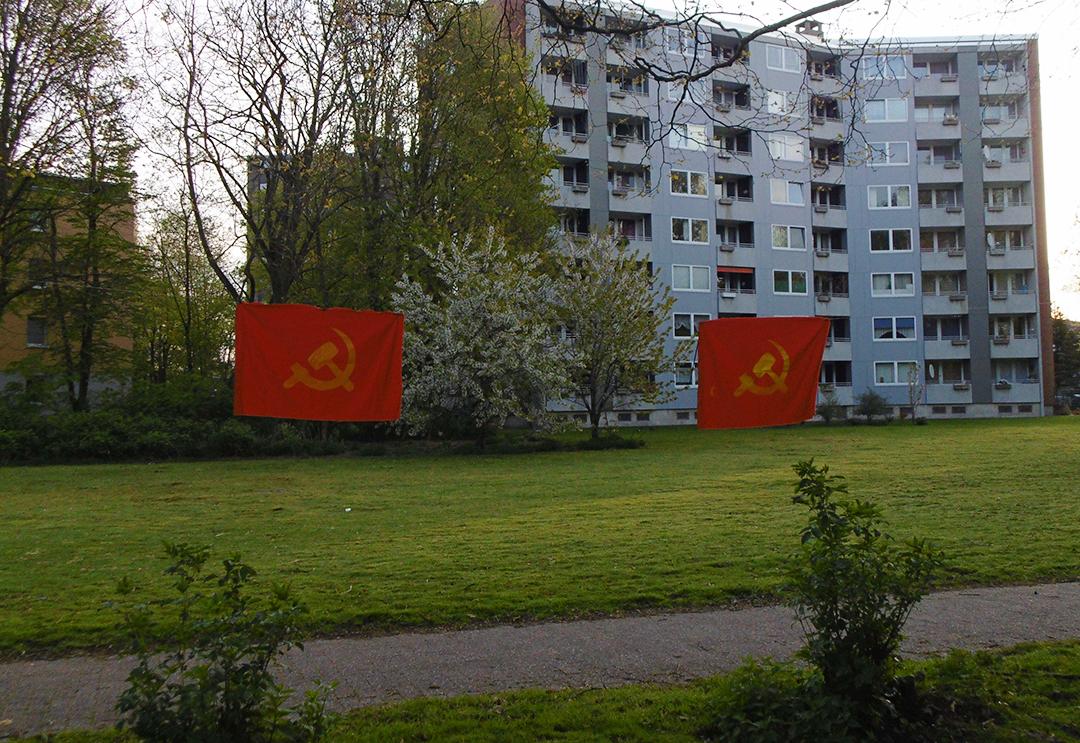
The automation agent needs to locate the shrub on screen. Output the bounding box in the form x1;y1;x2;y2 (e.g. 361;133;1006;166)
115;543;335;742
817;387;844;424
854;388;891;423
787;460;944;702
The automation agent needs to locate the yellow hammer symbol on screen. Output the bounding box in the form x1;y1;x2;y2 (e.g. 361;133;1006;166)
283;328;356;392
734;340;790;397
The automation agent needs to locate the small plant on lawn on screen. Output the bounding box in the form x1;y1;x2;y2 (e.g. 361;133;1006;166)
854;388;891;423
788;460;945;703
817;386;843;424
114;542;335;742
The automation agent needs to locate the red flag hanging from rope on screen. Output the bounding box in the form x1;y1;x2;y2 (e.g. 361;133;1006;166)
234;303;403;422
697;317;830;430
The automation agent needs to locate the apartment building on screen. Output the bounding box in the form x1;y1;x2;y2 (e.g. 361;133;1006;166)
517;1;1054;422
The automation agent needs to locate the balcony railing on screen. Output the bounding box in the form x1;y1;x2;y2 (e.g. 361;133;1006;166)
718;241;754;252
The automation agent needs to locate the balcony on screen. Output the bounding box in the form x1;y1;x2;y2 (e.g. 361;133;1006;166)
608;136;649;165
983;158;1031;182
544;128;588;158
923;291;968;315
809;159;844;186
715;148;753;174
982;116;1029;138
916;117;962;141
813;248;848;272
716;243;755;267
988;290;1037;314
814;292;849;316
924;338;971;359
979;73;1027;97
808;115;846;142
919;206;965;228
609;184;652;211
607;85;651;116
992;381;1041;404
914;73;960;98
823;338;852;361
715;195;754;221
926;383;973;405
918;160;964;183
811;204;847;229
986;245;1035;270
818;383;854;407
989;334;1039;358
556;180;590;209
920;247;967;271
543;80;589;110
985;203;1033;226
716;288;757;315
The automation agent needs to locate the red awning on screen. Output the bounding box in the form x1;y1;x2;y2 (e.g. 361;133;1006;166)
718;266;754;274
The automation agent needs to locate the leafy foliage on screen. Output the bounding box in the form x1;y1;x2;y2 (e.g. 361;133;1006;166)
555;233;687;438
787;460;944;701
854;388;891;423
816;386;843;424
115;543;335;742
1052;307;1080;398
392;230;567;440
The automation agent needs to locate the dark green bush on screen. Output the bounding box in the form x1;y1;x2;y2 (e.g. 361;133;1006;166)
854;389;891;423
115;543;335;742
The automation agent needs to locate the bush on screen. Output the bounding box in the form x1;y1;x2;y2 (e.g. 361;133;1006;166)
854;388;891;423
114;543;335;742
817;387;844;424
787;460;944;701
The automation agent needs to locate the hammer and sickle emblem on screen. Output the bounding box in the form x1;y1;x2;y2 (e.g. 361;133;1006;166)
283;328;356;392
734;340;791;397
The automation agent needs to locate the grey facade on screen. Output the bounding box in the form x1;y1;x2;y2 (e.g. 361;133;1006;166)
525;6;1053;423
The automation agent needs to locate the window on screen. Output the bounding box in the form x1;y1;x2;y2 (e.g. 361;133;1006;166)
868;185;911;209
26;316;47;347
674;361;698;388
673;313;710;338
773;270;808;295
665;27;698;56
670;170;708;196
873;316;917;340
669;123;707;150
771;225;806;250
865;98;907;122
769;179;804;205
671;218;709;244
914;101;957;122
765;44;801;72
672;264;710;292
767;132;804;161
869;228;912;252
766;89;798;114
867;141;909;165
871;272;915;296
874;360;918;385
862;54;907;79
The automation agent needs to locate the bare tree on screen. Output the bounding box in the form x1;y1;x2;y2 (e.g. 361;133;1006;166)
0;0;124;318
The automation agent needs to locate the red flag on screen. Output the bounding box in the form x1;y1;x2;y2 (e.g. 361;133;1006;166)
697;317;830;430
234;303;403;422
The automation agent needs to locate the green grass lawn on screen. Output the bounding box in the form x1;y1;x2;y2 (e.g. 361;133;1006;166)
20;641;1080;742
1;417;1079;655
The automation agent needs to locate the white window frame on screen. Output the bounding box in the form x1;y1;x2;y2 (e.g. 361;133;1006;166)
871;272;916;297
862;54;907;80
771;224;806;251
867;141;910;166
669;123;707;150
769;179;804;206
865;98;908;123
874;360;918;386
773;269;808;295
674;361;699;388
868;184;912;209
671;217;710;244
672;312;711;338
765;44;801;73
869;228;913;252
669;169;709;197
767;132;805;162
672;264;710;292
872;316;917;342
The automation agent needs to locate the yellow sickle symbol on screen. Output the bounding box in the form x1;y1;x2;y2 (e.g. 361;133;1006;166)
734;340;790;397
283;328;356;392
